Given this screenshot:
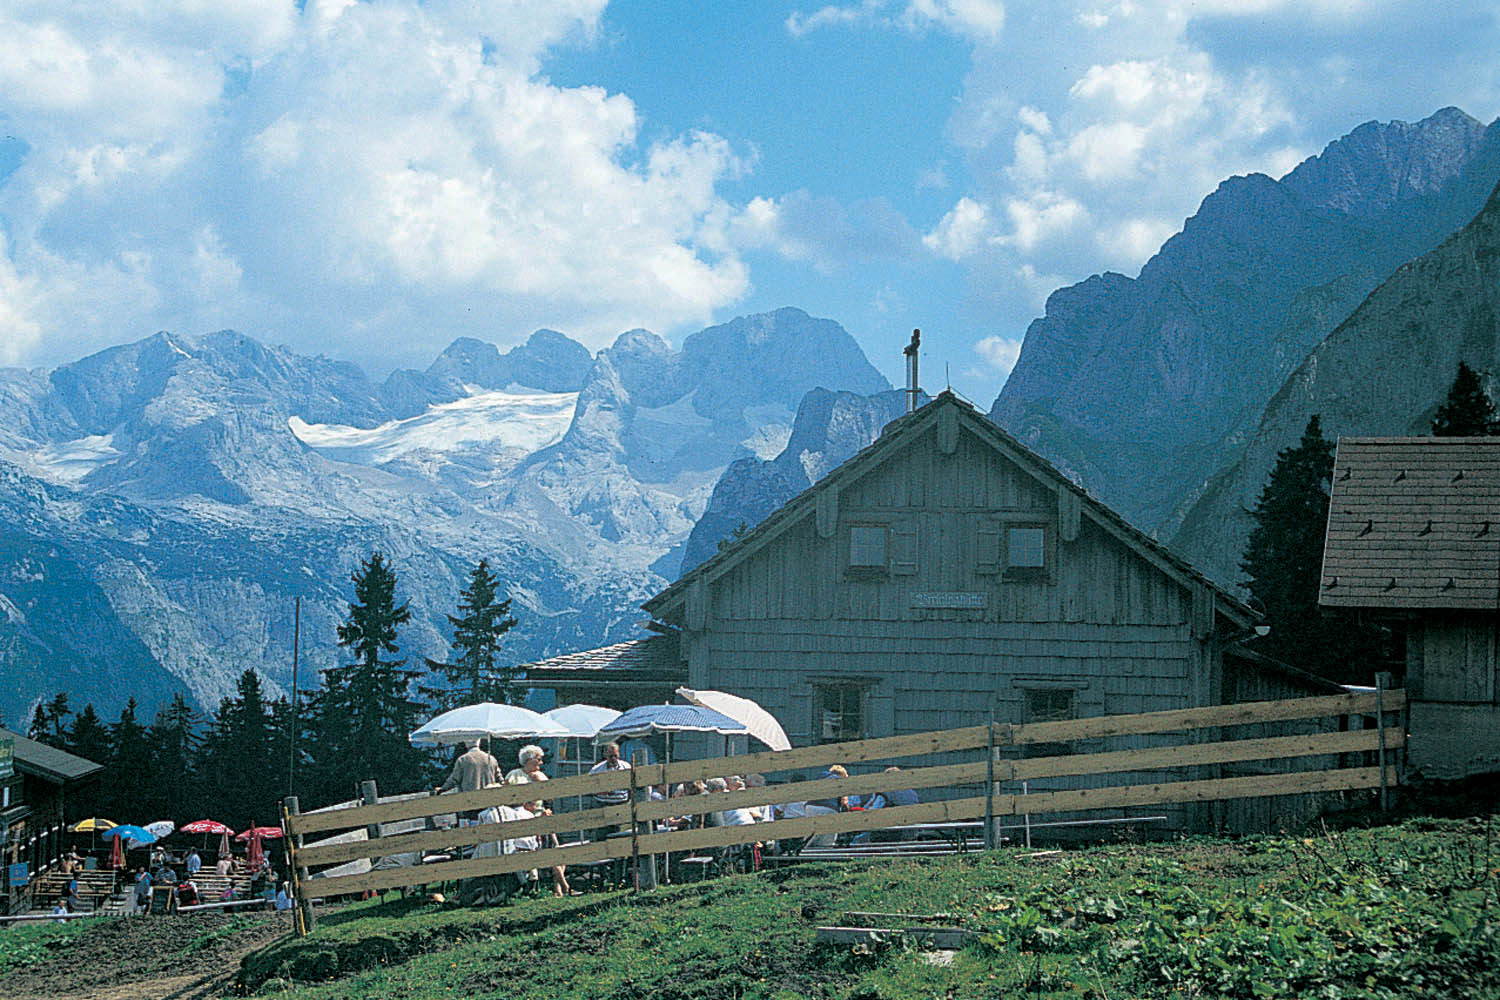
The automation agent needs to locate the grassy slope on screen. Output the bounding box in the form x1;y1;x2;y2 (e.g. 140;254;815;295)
7;817;1498;999
229;816;1500;1000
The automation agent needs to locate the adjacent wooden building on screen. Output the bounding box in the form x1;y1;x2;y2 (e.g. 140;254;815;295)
0;727;103;913
1320;436;1500;779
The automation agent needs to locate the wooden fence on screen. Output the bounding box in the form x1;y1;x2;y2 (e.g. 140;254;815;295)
281;688;1405;934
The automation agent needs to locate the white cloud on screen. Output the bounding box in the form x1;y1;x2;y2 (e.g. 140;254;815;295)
999;192;1086;252
0;0;752;368
732;190;921;270
973;334;1023;376
923;197;992;259
787;0;1004;40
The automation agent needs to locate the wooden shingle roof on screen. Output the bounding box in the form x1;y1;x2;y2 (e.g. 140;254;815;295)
1320;437;1500;610
514;637;681;677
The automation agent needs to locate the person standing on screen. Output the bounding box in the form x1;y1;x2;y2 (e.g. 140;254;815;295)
435;738;501;825
587;741;631;843
134;867;153;914
186;849;202;876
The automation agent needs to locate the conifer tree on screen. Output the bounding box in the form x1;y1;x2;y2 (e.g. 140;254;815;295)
146;694;200;818
199;671;282;829
105;699;153;820
309;553;427;805
1241;415;1388;683
65;704;111;766
423;559;519;709
1432;361;1499;436
28;693;72;746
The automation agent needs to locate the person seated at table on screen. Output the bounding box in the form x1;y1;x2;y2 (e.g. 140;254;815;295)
744;774;772;823
186;849;202;876
150;845;167;869
63;849;84;874
506;744;548;785
177;880;200;907
214;855;233;876
804;766;849;846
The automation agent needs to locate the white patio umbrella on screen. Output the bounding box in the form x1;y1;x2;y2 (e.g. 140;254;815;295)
542;704;621;738
143;820;176;840
409;702;571;745
676;687;792;751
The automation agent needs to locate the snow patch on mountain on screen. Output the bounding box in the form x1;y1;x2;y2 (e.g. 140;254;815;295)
14;434;122;485
289;387;578;465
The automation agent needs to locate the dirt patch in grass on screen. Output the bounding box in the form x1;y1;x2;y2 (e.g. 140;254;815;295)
0;910;293;1000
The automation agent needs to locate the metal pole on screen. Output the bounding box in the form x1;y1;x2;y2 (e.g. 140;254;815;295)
288;597;300;799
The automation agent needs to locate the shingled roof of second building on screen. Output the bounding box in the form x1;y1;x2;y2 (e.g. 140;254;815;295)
1321;437;1500;610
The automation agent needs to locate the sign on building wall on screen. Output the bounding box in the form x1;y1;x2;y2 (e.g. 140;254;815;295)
6;862;27;889
911;591;987;609
0;737;12;781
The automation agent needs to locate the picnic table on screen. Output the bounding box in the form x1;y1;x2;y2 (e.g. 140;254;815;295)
883;821;986;851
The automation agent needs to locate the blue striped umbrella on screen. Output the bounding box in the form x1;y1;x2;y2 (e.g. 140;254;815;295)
595;704;748;742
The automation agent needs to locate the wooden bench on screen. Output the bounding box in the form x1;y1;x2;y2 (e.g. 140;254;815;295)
183;874;255;901
32;871;120;909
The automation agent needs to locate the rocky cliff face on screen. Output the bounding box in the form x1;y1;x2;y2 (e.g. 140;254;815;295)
681;388;914;572
1172;176;1500;586
991;108;1500;536
0;308;887;726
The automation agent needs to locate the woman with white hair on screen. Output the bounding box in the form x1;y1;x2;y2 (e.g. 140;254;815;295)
504;745;574;896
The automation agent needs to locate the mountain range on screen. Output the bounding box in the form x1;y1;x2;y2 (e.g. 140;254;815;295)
4;107;1499;726
0;307;886;727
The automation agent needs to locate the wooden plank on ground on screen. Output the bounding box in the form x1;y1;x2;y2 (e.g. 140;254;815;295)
816;926;973;949
1000;727;1405;781
1004;690;1404;745
995;765;1397;815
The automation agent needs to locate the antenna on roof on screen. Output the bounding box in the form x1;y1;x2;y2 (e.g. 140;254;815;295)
904;329;921;412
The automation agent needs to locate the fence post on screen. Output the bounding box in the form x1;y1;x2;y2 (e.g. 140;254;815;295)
984;720;996;851
283;796;314;935
1374;671;1392;811
630;751;655;891
360;780;382;875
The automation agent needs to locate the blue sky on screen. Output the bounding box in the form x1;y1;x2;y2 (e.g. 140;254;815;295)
2;1;1499;404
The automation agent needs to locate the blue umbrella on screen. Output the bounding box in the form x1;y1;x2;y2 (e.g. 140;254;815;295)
101;824;157;847
595;704;748;742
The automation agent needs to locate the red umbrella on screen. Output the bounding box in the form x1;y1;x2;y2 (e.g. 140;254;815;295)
181;819;233;835
234;826;284;841
246;830;265;872
218;830;231;859
108;833;125;870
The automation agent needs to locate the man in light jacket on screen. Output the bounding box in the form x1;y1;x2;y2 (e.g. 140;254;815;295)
435;739;501;824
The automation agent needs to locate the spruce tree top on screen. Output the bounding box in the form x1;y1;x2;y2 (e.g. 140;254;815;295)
1432;361;1498;437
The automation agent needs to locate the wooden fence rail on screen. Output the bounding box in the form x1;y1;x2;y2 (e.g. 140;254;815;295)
285;688;1405;932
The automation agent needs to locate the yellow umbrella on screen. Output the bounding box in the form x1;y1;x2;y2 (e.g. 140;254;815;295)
69;816;117;854
70;817;116;832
